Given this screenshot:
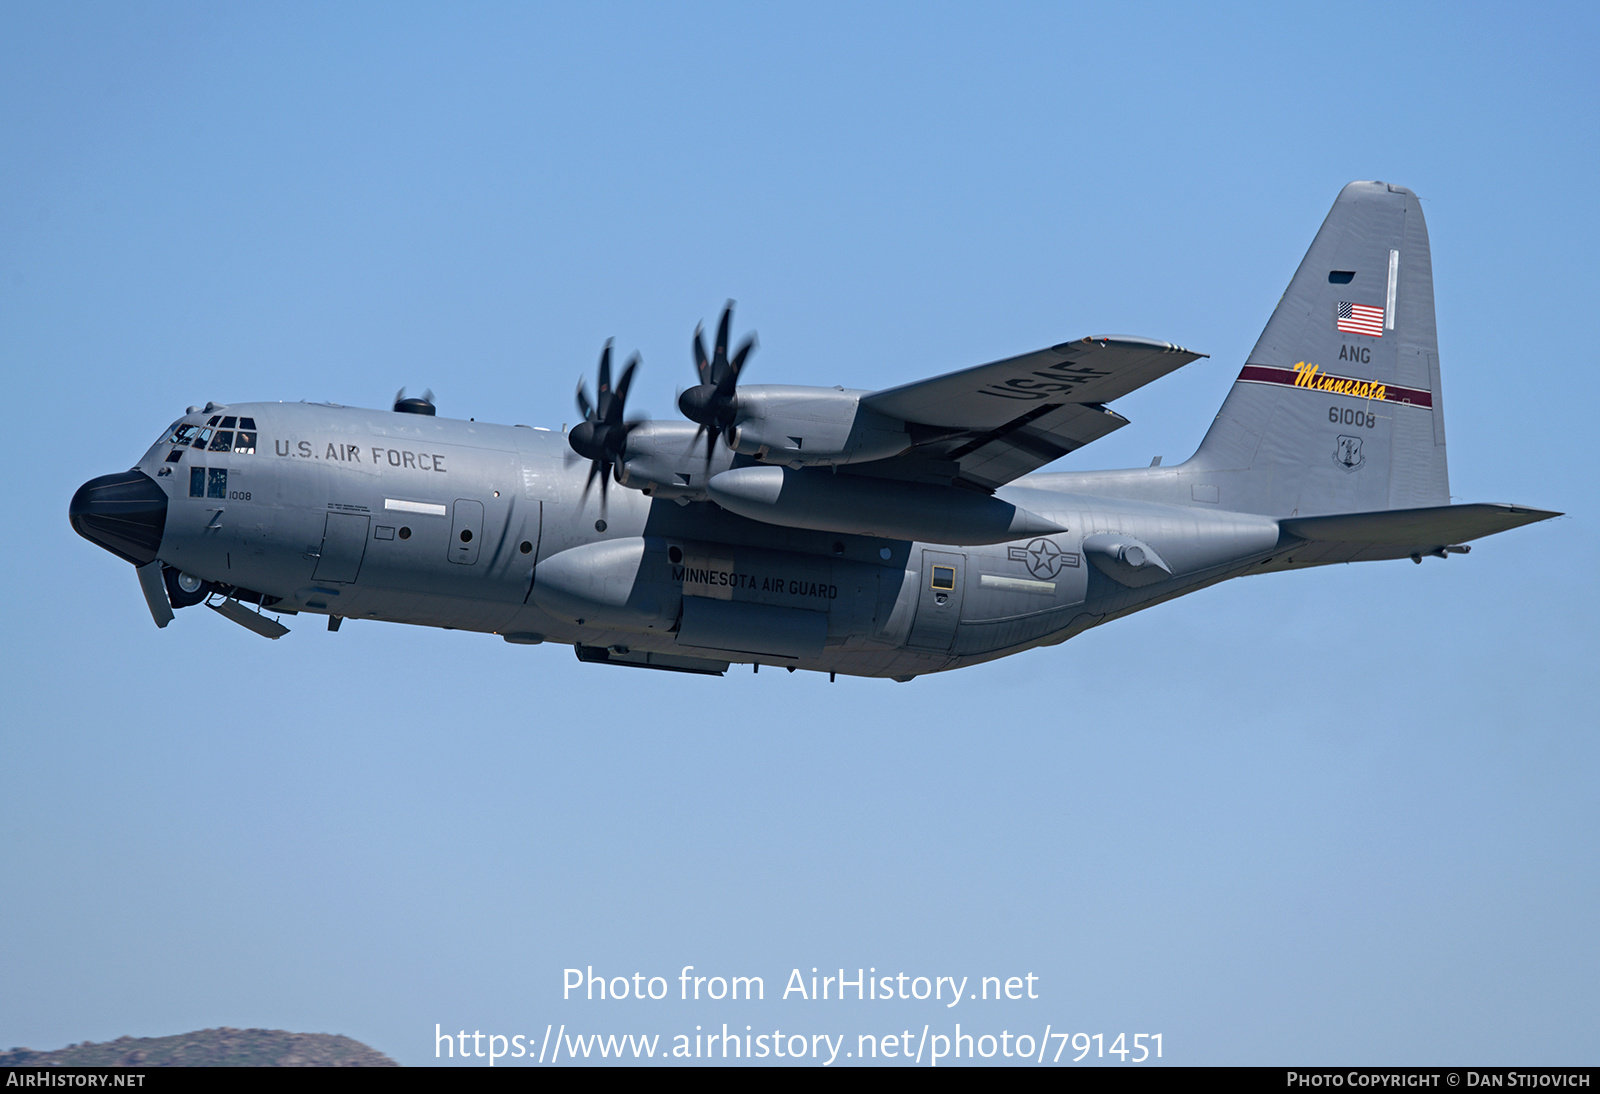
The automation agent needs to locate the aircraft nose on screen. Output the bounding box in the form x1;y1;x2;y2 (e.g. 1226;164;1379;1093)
69;469;170;566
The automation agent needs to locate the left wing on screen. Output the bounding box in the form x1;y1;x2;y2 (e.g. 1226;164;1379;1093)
856;335;1205;490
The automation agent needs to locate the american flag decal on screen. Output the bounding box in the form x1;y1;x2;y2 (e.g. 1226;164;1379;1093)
1337;301;1385;337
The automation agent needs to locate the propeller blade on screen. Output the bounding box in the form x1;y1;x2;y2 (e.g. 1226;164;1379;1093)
719;336;756;398
596;341;614;420
686;422;716;471
712;303;732;382
572;339;643;512
612;354;639;419
681;303;755;433
693;324;711;386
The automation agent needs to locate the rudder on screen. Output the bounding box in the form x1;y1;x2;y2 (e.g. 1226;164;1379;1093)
1190;182;1449;517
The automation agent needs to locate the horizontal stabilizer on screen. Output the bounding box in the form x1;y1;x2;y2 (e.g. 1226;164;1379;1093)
1282;503;1560;544
1277;503;1560;565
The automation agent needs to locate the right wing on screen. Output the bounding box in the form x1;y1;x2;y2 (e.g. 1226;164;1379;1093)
854;335;1206;490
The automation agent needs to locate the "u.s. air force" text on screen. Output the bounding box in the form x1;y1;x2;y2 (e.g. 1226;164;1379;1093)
274;439;448;471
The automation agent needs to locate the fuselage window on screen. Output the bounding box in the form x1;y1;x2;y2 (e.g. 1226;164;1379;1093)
208;430;234;453
165;448;185;463
207;468;228;499
189;467;206;498
234;430;256;454
931;565;956;591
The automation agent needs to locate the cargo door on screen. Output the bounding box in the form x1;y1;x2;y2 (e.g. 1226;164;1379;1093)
312;512;370;583
449;499;484;565
905;549;965;651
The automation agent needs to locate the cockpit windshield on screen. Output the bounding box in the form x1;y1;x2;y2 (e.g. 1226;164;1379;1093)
159;415;258;462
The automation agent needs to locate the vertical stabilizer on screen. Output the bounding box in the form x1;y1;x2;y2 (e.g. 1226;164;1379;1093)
1190;182;1448;517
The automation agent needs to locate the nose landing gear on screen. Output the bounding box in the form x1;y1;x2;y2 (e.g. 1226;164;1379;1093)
164;567;211;609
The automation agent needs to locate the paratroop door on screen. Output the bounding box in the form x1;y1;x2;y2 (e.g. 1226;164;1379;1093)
905;549;965;651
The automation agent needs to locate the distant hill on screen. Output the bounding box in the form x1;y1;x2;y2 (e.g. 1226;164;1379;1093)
0;1027;397;1067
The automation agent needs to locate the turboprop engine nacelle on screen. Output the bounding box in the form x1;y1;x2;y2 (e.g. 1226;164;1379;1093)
612;421;737;501
723;386;912;467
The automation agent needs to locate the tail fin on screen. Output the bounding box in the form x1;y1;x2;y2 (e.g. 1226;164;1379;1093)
1191;182;1449;517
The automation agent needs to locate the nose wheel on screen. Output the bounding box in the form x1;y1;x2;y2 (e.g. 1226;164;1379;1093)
163;565;211;609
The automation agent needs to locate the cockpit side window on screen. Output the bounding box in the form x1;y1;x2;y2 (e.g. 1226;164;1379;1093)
220;416;237;429
208;430;234;453
191;427;213;449
234;431;256;454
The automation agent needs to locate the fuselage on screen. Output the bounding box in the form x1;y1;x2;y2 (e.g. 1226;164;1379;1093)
76;399;1283;680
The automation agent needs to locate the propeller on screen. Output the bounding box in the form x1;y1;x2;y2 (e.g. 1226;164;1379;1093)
570;340;643;516
678;301;756;466
393;387;436;416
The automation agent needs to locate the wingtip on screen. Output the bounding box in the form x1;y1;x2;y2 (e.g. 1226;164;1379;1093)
1061;335;1205;359
1504;504;1564;521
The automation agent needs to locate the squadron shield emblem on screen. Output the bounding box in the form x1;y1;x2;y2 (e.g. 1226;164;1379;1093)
1334;434;1365;472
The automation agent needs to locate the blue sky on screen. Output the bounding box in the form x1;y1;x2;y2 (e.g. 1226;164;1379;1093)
3;2;1595;1066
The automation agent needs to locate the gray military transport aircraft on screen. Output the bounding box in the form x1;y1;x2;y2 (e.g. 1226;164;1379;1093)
71;182;1558;680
